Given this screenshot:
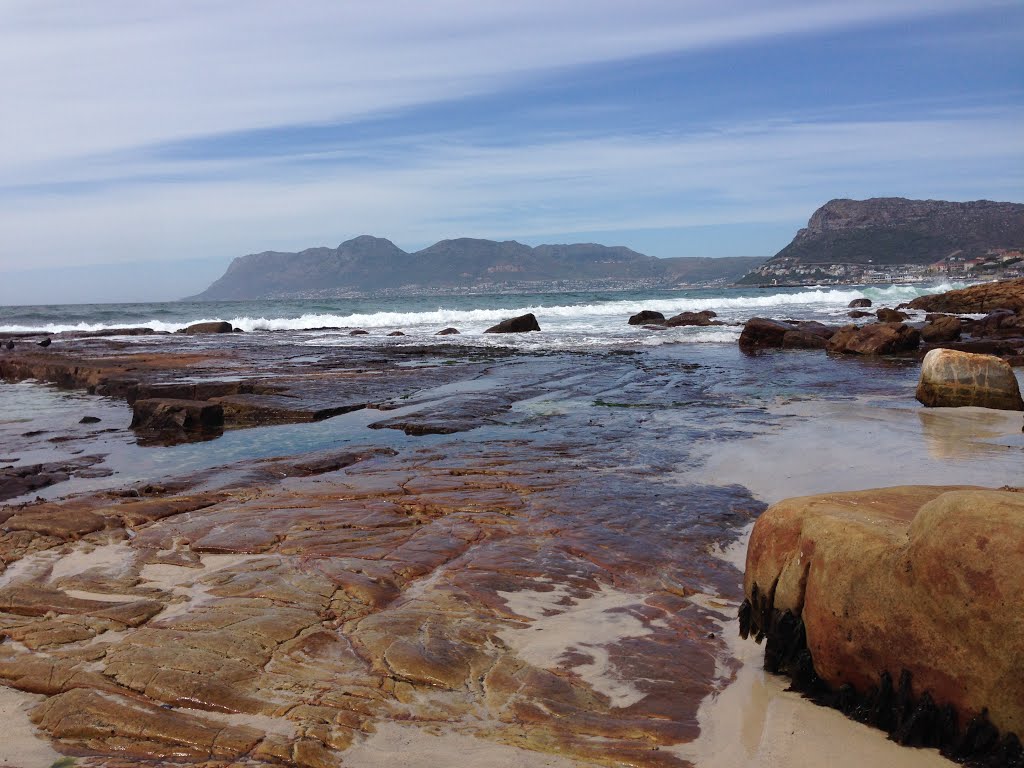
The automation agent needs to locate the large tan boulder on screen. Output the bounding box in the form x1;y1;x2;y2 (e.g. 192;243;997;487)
916;348;1024;410
742;486;1024;753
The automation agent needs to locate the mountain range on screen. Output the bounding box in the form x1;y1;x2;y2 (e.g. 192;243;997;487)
189;237;765;300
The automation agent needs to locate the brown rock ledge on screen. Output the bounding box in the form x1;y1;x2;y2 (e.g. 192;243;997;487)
739;486;1024;765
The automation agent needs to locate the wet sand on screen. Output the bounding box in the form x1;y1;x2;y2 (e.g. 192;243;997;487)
675;395;1023;768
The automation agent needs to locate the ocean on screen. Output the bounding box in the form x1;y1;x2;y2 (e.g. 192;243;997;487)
0;283;964;348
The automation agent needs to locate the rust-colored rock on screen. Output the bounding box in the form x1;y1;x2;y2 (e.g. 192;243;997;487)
665;310;717;327
876;307;909;322
826;322;920;355
742;486;1024;746
920;315;962;343
908;277;1024;313
915;348;1024;410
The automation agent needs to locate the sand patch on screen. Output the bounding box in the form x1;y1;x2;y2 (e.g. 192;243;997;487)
497;582;660;708
49;540;133;581
0;685;63;767
139;553;265;622
342;722;586;767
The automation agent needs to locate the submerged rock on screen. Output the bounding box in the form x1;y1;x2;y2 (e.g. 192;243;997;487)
915;348;1024;410
741;485;1024;758
130;398;225;432
848;297;872;308
848;310;872;318
628;310;665;325
435;327;460;335
827;322;920;355
484;313;540;333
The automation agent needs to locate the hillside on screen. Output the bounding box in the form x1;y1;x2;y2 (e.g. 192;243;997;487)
189;237;765;300
739;198;1024;285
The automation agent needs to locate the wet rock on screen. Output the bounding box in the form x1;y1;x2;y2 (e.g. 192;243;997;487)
876;307;909;322
742;486;1024;749
38;337;51;348
484;313;540;333
738;318;795;351
436;327;460;335
848;310;872;318
826;323;920;355
130;398;224;432
915;348;1024;410
665;310;718;327
79;416;102;424
974;309;1023;337
628;310;666;325
31;687;263;760
739;318;832;351
920;315;962;343
848;298;872;308
387;331;406;336
181;321;234;334
350;329;369;336
643;324;668;331
908;277;1024;313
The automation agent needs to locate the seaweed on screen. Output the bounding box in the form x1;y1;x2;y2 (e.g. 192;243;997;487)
737;593;1023;768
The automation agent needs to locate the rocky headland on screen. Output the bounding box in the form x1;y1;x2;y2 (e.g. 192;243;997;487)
740;199;1024;286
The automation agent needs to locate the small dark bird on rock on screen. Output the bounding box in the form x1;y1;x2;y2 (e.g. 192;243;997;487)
38;337;51;347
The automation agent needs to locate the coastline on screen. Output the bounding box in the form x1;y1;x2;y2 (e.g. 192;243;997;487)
0;314;1020;765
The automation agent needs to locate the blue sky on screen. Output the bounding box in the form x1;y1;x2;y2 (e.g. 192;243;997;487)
1;0;1022;303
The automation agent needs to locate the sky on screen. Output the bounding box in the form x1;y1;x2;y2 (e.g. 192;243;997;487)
1;1;1022;304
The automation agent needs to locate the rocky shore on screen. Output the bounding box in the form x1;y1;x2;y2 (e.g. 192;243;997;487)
0;287;1021;767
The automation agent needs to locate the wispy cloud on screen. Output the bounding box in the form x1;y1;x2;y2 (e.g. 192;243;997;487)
0;0;1021;298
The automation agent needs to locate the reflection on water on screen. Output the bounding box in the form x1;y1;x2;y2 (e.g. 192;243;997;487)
917;406;1024;460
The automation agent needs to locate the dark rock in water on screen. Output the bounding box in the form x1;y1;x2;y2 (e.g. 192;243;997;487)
876;307;909;322
181;321;233;334
387;331;406;336
920;315;962;343
781;330;829;349
790;320;837;339
79;416;102;424
349;329;369;336
908;277;1024;313
926;338;1024;358
484;313;540;334
848;310;872;318
916;348;1024;410
666;310;718;327
738;317;796;351
4;340;13;350
643;324;668;331
849;297;872;308
38;337;52;347
436;327;460;336
974;309;1023;338
827;323;920;355
131;398;224;432
628;310;666;325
